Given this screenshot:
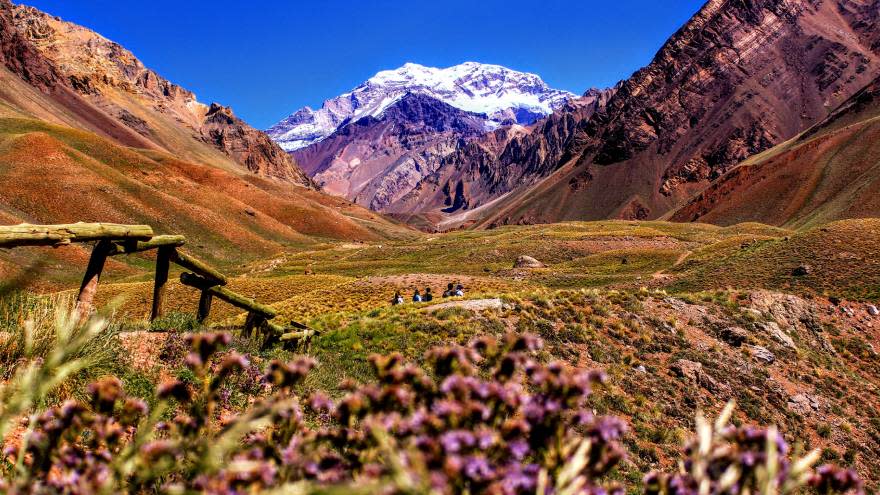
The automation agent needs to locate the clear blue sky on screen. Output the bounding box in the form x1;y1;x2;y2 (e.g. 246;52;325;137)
23;0;706;129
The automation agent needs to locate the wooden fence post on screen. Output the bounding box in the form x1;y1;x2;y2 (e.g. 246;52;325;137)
76;240;113;322
243;311;266;338
197;290;213;323
150;246;173;322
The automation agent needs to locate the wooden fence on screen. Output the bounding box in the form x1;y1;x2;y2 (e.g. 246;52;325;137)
0;223;315;347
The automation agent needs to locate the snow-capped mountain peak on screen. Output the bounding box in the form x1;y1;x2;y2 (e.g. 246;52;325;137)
267;62;576;151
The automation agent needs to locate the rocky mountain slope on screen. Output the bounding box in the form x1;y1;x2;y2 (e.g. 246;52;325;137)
4;2;311;184
372;0;880;230
267;62;575;151
670;73;880;228
291;93;489;211
390;88;616;228
0;0;412;283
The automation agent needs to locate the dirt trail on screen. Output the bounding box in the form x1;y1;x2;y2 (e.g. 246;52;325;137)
423;298;504;312
652;250;693;280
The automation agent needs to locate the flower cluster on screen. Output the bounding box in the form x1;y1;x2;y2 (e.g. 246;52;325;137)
0;332;864;495
644;403;863;495
255;333;626;494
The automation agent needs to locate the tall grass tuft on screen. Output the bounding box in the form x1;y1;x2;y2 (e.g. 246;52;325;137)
0;292;126;403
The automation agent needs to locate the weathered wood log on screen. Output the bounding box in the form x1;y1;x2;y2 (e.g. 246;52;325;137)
265;320;313;336
262;321;317;349
75;240;113;321
171;250;227;285
0;223;153;248
110;235;186;255
264;321;286;338
280;330;317;341
197;290;213;323
150;246;173;321
179;273;276;318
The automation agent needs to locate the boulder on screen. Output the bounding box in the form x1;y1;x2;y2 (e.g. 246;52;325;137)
746;345;775;364
514;256;544;269
719;326;748;347
792;264;811;276
670;359;703;382
756;321;796;349
867;304;879;316
670;359;724;394
787;393;820;416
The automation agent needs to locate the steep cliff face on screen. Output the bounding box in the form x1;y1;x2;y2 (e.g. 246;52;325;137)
473;0;880;228
0;0;58;90
6;3;311;185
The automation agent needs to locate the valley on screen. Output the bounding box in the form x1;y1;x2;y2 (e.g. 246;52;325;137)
12;218;880;489
0;0;878;492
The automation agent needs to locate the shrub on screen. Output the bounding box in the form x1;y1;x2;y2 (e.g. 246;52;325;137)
0;313;863;494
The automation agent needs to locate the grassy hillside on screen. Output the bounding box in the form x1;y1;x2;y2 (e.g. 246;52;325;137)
83;219;880;327
10;217;880;489
0;117;414;288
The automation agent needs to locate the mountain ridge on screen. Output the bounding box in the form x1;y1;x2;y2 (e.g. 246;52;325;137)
291;92;489;212
268;61;576;151
466;0;880;229
7;2;314;185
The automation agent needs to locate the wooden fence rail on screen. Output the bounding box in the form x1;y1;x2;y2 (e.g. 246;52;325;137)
0;223;154;248
0;222;315;347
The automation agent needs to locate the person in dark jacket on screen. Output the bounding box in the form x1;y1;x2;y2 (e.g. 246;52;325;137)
424;287;433;302
442;283;454;298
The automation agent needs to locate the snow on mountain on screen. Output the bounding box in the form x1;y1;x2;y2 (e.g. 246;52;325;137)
267;62;576;151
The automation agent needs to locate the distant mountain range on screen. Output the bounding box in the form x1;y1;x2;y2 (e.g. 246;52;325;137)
267;62;575;151
274;0;880;231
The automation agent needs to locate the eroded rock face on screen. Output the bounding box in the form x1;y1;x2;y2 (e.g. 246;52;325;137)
7;3;312;186
292;93;487;209
756;321;796;349
0;0;59;91
787;393;821;416
202;104;313;183
748;290;834;352
469;0;880;228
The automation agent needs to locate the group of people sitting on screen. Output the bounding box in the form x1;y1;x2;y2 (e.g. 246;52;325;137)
392;283;465;305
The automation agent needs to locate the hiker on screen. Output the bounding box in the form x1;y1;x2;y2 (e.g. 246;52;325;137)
442;283;454;298
391;291;404;306
455;284;464;297
413;289;422;303
424;287;433;302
